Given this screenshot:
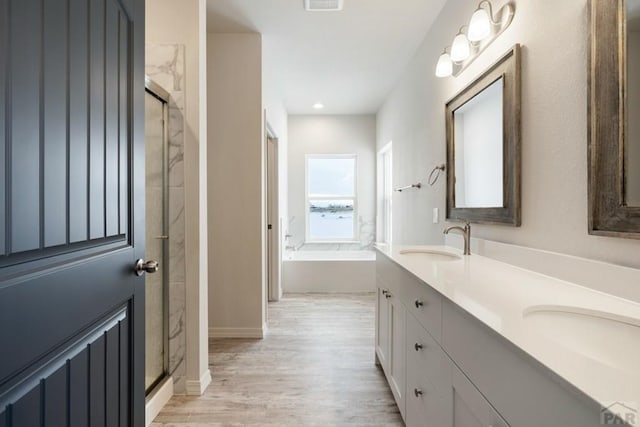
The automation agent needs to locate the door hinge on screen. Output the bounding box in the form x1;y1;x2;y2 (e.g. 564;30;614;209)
267;224;273;230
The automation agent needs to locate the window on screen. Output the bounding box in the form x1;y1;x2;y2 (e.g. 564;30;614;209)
377;143;393;243
306;155;357;241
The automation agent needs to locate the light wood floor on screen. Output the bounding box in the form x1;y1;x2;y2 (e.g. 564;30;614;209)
151;293;403;426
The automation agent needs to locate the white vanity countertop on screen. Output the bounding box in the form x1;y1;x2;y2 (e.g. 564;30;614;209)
374;243;640;409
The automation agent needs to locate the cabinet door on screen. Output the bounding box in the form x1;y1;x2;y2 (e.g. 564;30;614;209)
452;365;510;427
388;292;406;419
375;284;390;370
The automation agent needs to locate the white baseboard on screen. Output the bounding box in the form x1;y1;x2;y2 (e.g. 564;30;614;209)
145;376;173;426
185;369;212;396
208;326;265;338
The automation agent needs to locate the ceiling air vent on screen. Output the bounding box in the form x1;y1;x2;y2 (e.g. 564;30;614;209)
304;0;344;12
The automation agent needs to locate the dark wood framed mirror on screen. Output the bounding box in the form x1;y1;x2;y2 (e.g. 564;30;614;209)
589;0;640;238
446;44;521;225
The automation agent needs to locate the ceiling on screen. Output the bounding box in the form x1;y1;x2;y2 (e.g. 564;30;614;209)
207;0;448;115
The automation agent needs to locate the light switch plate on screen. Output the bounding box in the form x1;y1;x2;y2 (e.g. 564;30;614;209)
433;208;439;224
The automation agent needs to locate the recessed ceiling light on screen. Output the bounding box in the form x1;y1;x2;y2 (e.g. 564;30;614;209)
304;0;344;12
313;102;324;109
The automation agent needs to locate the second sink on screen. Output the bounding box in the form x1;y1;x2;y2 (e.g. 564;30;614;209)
523;305;640;374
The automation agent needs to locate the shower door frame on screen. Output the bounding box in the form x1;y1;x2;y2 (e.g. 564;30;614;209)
144;77;171;395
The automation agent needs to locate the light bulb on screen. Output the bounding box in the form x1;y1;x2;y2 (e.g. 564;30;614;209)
450;33;470;62
468;8;491;42
313;102;324;109
435;52;453;77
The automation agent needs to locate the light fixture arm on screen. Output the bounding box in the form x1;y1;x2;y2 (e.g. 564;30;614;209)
477;0;499;26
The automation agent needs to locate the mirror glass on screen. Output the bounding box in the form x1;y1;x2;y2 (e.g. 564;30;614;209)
626;0;640;206
453;78;504;208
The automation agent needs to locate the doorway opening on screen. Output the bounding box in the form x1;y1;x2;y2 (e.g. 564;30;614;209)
266;126;281;304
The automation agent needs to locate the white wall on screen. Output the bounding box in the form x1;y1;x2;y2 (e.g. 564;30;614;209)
146;0;210;395
288;115;376;249
377;0;640;269
207;33;266;337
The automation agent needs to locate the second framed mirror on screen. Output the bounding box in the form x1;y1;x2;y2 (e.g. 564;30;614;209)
446;44;522;225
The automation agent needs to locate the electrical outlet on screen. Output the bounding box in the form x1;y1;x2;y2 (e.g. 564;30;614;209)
433;208;439;224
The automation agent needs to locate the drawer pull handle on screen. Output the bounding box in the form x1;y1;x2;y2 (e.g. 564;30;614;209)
414;343;424;351
414;388;423;397
415;300;424;308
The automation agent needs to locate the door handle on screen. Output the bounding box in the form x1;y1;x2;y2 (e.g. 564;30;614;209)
134;259;159;276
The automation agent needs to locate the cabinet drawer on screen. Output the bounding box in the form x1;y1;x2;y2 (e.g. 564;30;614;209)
406;313;452;427
404;273;442;341
406;373;451;427
452;365;509;427
406;312;448;390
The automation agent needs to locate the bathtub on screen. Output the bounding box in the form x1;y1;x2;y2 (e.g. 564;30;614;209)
282;250;376;293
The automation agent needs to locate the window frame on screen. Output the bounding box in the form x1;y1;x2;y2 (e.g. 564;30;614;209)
305;154;359;243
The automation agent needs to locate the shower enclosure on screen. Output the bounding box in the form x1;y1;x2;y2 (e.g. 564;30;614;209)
144;78;170;394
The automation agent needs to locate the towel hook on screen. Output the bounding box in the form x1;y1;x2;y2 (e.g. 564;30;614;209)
428;164;446;186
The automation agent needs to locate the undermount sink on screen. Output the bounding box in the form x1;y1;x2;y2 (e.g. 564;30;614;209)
398;248;462;261
523;305;640;373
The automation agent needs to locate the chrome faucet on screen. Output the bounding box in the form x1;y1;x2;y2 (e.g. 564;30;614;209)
443;222;471;255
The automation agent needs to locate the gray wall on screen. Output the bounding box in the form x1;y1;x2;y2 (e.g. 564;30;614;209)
288;115;376;249
207;33;265;335
377;0;640;269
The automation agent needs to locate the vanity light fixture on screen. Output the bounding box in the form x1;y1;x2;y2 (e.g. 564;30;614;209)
450;28;471;62
435;0;514;78
468;1;493;42
435;49;453;78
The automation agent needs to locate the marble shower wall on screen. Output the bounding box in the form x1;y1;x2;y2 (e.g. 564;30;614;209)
288;214;376;251
146;44;186;394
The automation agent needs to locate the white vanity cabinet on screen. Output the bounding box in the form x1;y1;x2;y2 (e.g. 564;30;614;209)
404;310;509;427
441;300;602;427
376;281;407;418
375;249;608;427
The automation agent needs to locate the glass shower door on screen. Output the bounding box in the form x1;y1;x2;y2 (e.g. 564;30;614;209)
144;84;169;393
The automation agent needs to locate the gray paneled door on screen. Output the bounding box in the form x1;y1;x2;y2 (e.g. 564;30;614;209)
0;0;145;425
